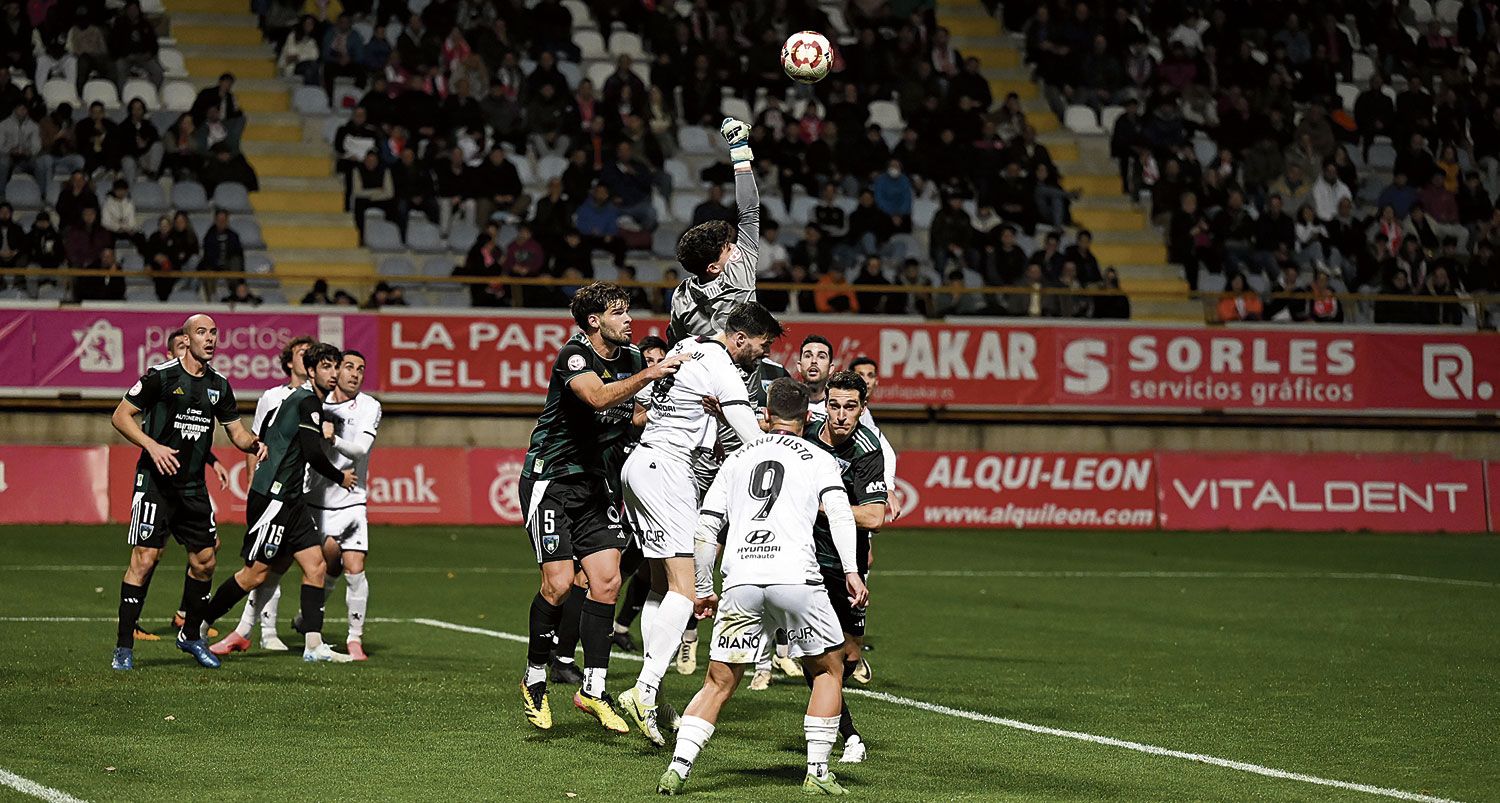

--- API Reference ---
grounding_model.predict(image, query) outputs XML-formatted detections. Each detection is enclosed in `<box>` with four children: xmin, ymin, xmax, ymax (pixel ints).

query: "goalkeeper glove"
<box><xmin>720</xmin><ymin>117</ymin><xmax>753</xmax><ymax>163</ymax></box>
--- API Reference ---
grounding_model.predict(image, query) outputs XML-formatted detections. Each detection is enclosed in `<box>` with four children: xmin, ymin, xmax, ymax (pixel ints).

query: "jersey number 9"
<box><xmin>748</xmin><ymin>461</ymin><xmax>784</xmax><ymax>521</ymax></box>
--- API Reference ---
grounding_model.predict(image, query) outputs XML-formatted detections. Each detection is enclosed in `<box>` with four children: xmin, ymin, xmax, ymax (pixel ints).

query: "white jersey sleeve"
<box><xmin>252</xmin><ymin>384</ymin><xmax>297</xmax><ymax>437</ymax></box>
<box><xmin>714</xmin><ymin>433</ymin><xmax>840</xmax><ymax>591</ymax></box>
<box><xmin>638</xmin><ymin>338</ymin><xmax>752</xmax><ymax>458</ymax></box>
<box><xmin>308</xmin><ymin>393</ymin><xmax>380</xmax><ymax>508</ymax></box>
<box><xmin>860</xmin><ymin>407</ymin><xmax>898</xmax><ymax>492</ymax></box>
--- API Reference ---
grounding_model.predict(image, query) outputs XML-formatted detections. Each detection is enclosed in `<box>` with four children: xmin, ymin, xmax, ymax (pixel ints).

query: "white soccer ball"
<box><xmin>781</xmin><ymin>31</ymin><xmax>832</xmax><ymax>84</ymax></box>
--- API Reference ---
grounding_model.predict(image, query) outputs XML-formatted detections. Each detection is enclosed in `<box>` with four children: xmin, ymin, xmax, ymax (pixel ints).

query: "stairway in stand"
<box><xmin>935</xmin><ymin>0</ymin><xmax>1199</xmax><ymax>322</ymax></box>
<box><xmin>166</xmin><ymin>0</ymin><xmax>372</xmax><ymax>300</ymax></box>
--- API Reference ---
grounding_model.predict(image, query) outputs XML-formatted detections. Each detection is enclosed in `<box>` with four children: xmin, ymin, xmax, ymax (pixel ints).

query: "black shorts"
<box><xmin>242</xmin><ymin>492</ymin><xmax>322</xmax><ymax>565</ymax></box>
<box><xmin>126</xmin><ymin>483</ymin><xmax>217</xmax><ymax>551</ymax></box>
<box><xmin>821</xmin><ymin>568</ymin><xmax>867</xmax><ymax>638</ymax></box>
<box><xmin>519</xmin><ymin>473</ymin><xmax>627</xmax><ymax>564</ymax></box>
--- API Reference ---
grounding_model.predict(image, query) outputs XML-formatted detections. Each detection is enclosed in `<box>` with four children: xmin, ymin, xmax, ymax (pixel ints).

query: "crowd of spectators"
<box><xmin>1021</xmin><ymin>0</ymin><xmax>1499</xmax><ymax>325</ymax></box>
<box><xmin>290</xmin><ymin>0</ymin><xmax>1129</xmax><ymax>318</ymax></box>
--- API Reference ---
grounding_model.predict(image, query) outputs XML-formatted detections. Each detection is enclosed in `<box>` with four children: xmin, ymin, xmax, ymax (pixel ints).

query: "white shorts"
<box><xmin>708</xmin><ymin>584</ymin><xmax>843</xmax><ymax>665</ymax></box>
<box><xmin>316</xmin><ymin>505</ymin><xmax>369</xmax><ymax>553</ymax></box>
<box><xmin>621</xmin><ymin>447</ymin><xmax>698</xmax><ymax>560</ymax></box>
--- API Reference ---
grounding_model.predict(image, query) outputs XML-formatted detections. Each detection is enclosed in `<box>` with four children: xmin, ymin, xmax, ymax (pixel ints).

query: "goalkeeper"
<box><xmin>667</xmin><ymin>117</ymin><xmax>762</xmax><ymax>345</ymax></box>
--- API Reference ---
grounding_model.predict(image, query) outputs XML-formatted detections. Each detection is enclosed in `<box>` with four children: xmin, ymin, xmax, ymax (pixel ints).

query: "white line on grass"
<box><xmin>0</xmin><ymin>768</ymin><xmax>88</xmax><ymax>803</ymax></box>
<box><xmin>3</xmin><ymin>566</ymin><xmax>1496</xmax><ymax>588</ymax></box>
<box><xmin>408</xmin><ymin>618</ymin><xmax>1462</xmax><ymax>803</ymax></box>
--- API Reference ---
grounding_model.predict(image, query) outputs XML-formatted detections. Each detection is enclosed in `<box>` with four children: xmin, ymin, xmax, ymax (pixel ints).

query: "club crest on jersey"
<box><xmin>835</xmin><ymin>456</ymin><xmax>852</xmax><ymax>472</ymax></box>
<box><xmin>207</xmin><ymin>388</ymin><xmax>220</xmax><ymax>405</ymax></box>
<box><xmin>567</xmin><ymin>354</ymin><xmax>587</xmax><ymax>371</ymax></box>
<box><xmin>542</xmin><ymin>534</ymin><xmax>560</xmax><ymax>554</ymax></box>
<box><xmin>137</xmin><ymin>523</ymin><xmax>153</xmax><ymax>540</ymax></box>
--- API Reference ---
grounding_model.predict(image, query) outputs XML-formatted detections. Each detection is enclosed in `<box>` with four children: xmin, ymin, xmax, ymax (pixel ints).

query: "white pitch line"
<box><xmin>2</xmin><ymin>566</ymin><xmax>1495</xmax><ymax>588</ymax></box>
<box><xmin>0</xmin><ymin>768</ymin><xmax>89</xmax><ymax>803</ymax></box>
<box><xmin>405</xmin><ymin>618</ymin><xmax>1461</xmax><ymax>803</ymax></box>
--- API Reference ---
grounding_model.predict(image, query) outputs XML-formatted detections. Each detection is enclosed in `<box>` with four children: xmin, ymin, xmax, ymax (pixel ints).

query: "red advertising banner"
<box><xmin>25</xmin><ymin>308</ymin><xmax>381</xmax><ymax>393</ymax></box>
<box><xmin>0</xmin><ymin>446</ymin><xmax>110</xmax><ymax>523</ymax></box>
<box><xmin>896</xmin><ymin>451</ymin><xmax>1158</xmax><ymax>529</ymax></box>
<box><xmin>0</xmin><ymin>309</ymin><xmax>30</xmax><ymax>387</ymax></box>
<box><xmin>374</xmin><ymin>314</ymin><xmax>1500</xmax><ymax>415</ymax></box>
<box><xmin>467</xmin><ymin>448</ymin><xmax>530</xmax><ymax>525</ymax></box>
<box><xmin>1156</xmin><ymin>452</ymin><xmax>1489</xmax><ymax>532</ymax></box>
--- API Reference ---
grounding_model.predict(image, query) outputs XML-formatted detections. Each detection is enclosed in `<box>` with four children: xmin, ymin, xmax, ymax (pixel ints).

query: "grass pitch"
<box><xmin>0</xmin><ymin>525</ymin><xmax>1496</xmax><ymax>802</ymax></box>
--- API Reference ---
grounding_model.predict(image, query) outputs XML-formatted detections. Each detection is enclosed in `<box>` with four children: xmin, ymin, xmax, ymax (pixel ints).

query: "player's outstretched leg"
<box><xmin>344</xmin><ymin>569</ymin><xmax>369</xmax><ymax>661</ymax></box>
<box><xmin>658</xmin><ymin>660</ymin><xmax>742</xmax><ymax>795</ymax></box>
<box><xmin>211</xmin><ymin>572</ymin><xmax>283</xmax><ymax>655</ymax></box>
<box><xmin>803</xmin><ymin>662</ymin><xmax>865</xmax><ymax>763</ymax></box>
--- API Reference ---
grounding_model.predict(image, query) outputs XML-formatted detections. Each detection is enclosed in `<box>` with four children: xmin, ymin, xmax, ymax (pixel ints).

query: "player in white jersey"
<box><xmin>667</xmin><ymin>117</ymin><xmax>761</xmax><ymax>345</ymax></box>
<box><xmin>210</xmin><ymin>335</ymin><xmax>315</xmax><ymax>656</ymax></box>
<box><xmin>617</xmin><ymin>302</ymin><xmax>784</xmax><ymax>746</ymax></box>
<box><xmin>305</xmin><ymin>350</ymin><xmax>380</xmax><ymax>661</ymax></box>
<box><xmin>656</xmin><ymin>379</ymin><xmax>868</xmax><ymax>797</ymax></box>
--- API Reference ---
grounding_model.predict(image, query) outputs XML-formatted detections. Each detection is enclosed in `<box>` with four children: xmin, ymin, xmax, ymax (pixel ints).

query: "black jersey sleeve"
<box><xmin>123</xmin><ymin>370</ymin><xmax>162</xmax><ymax>410</ymax></box>
<box><xmin>848</xmin><ymin>449</ymin><xmax>889</xmax><ymax>507</ymax></box>
<box><xmin>555</xmin><ymin>341</ymin><xmax>597</xmax><ymax>388</ymax></box>
<box><xmin>296</xmin><ymin>393</ymin><xmax>323</xmax><ymax>432</ymax></box>
<box><xmin>212</xmin><ymin>380</ymin><xmax>239</xmax><ymax>424</ymax></box>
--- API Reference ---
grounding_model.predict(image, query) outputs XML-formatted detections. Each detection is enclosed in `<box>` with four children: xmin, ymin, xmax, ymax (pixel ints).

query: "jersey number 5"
<box><xmin>747</xmin><ymin>461</ymin><xmax>784</xmax><ymax>520</ymax></box>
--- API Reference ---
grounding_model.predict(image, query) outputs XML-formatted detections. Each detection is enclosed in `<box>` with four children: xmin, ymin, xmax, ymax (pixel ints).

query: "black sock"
<box><xmin>176</xmin><ymin>567</ymin><xmax>194</xmax><ymax>615</ymax></box>
<box><xmin>579</xmin><ymin>598</ymin><xmax>614</xmax><ymax>670</ymax></box>
<box><xmin>300</xmin><ymin>583</ymin><xmax>325</xmax><ymax>635</ymax></box>
<box><xmin>839</xmin><ymin>701</ymin><xmax>859</xmax><ymax>741</ymax></box>
<box><xmin>117</xmin><ymin>582</ymin><xmax>147</xmax><ymax>649</ymax></box>
<box><xmin>177</xmin><ymin>575</ymin><xmax>212</xmax><ymax>639</ymax></box>
<box><xmin>553</xmin><ymin>584</ymin><xmax>586</xmax><ymax>662</ymax></box>
<box><xmin>138</xmin><ymin>563</ymin><xmax>157</xmax><ymax>617</ymax></box>
<box><xmin>199</xmin><ymin>576</ymin><xmax>251</xmax><ymax>630</ymax></box>
<box><xmin>616</xmin><ymin>574</ymin><xmax>650</xmax><ymax>628</ymax></box>
<box><xmin>527</xmin><ymin>593</ymin><xmax>563</xmax><ymax>666</ymax></box>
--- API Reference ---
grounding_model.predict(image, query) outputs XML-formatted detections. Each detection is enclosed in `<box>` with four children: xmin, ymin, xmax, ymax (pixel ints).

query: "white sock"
<box><xmin>682</xmin><ymin>624</ymin><xmax>698</xmax><ymax>643</ymax></box>
<box><xmin>804</xmin><ymin>715</ymin><xmax>839</xmax><ymax>779</ymax></box>
<box><xmin>260</xmin><ymin>580</ymin><xmax>282</xmax><ymax>637</ymax></box>
<box><xmin>235</xmin><ymin>572</ymin><xmax>280</xmax><ymax>638</ymax></box>
<box><xmin>583</xmin><ymin>666</ymin><xmax>607</xmax><ymax>697</ymax></box>
<box><xmin>524</xmin><ymin>663</ymin><xmax>547</xmax><ymax>686</ymax></box>
<box><xmin>641</xmin><ymin>590</ymin><xmax>663</xmax><ymax>643</ymax></box>
<box><xmin>613</xmin><ymin>621</ymin><xmax>630</xmax><ymax>635</ymax></box>
<box><xmin>304</xmin><ymin>630</ymin><xmax>323</xmax><ymax>651</ymax></box>
<box><xmin>344</xmin><ymin>571</ymin><xmax>368</xmax><ymax>641</ymax></box>
<box><xmin>669</xmin><ymin>715</ymin><xmax>715</xmax><ymax>779</ymax></box>
<box><xmin>635</xmin><ymin>591</ymin><xmax>692</xmax><ymax>707</ymax></box>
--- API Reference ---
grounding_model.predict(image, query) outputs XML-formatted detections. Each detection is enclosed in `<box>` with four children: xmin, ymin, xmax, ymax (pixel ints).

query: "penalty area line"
<box><xmin>410</xmin><ymin>618</ymin><xmax>1462</xmax><ymax>803</ymax></box>
<box><xmin>0</xmin><ymin>768</ymin><xmax>89</xmax><ymax>803</ymax></box>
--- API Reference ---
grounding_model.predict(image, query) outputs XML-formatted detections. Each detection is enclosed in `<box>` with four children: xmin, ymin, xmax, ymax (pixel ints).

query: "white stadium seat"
<box><xmin>1063</xmin><ymin>105</ymin><xmax>1103</xmax><ymax>135</ymax></box>
<box><xmin>82</xmin><ymin>79</ymin><xmax>121</xmax><ymax>110</ymax></box>
<box><xmin>121</xmin><ymin>79</ymin><xmax>160</xmax><ymax>111</ymax></box>
<box><xmin>608</xmin><ymin>31</ymin><xmax>646</xmax><ymax>59</ymax></box>
<box><xmin>161</xmin><ymin>81</ymin><xmax>195</xmax><ymax>111</ymax></box>
<box><xmin>574</xmin><ymin>31</ymin><xmax>607</xmax><ymax>61</ymax></box>
<box><xmin>40</xmin><ymin>79</ymin><xmax>81</xmax><ymax>111</ymax></box>
<box><xmin>867</xmin><ymin>100</ymin><xmax>904</xmax><ymax>130</ymax></box>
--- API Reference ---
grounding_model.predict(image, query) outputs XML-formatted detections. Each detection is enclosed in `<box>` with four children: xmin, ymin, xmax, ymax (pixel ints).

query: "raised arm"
<box><xmin>720</xmin><ymin>118</ymin><xmax>759</xmax><ymax>289</ymax></box>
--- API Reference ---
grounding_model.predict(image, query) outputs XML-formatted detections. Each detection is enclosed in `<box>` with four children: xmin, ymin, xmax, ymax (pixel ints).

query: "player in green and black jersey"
<box><xmin>803</xmin><ymin>370</ymin><xmax>888</xmax><ymax>764</ymax></box>
<box><xmin>187</xmin><ymin>342</ymin><xmax>360</xmax><ymax>664</ymax></box>
<box><xmin>109</xmin><ymin>314</ymin><xmax>265</xmax><ymax>671</ymax></box>
<box><xmin>519</xmin><ymin>282</ymin><xmax>686</xmax><ymax>734</ymax></box>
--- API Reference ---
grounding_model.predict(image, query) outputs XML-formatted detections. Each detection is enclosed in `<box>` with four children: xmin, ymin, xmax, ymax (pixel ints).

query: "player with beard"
<box><xmin>211</xmin><ymin>335</ymin><xmax>316</xmax><ymax>656</ymax></box>
<box><xmin>187</xmin><ymin>343</ymin><xmax>359</xmax><ymax>664</ymax></box>
<box><xmin>617</xmin><ymin>302</ymin><xmax>783</xmax><ymax>747</ymax></box>
<box><xmin>110</xmin><ymin>314</ymin><xmax>266</xmax><ymax>670</ymax></box>
<box><xmin>519</xmin><ymin>283</ymin><xmax>685</xmax><ymax>733</ymax></box>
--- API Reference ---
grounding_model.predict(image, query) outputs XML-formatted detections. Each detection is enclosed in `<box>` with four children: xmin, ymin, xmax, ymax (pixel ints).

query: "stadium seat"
<box><xmin>669</xmin><ymin>192</ymin><xmax>705</xmax><ymax>223</ymax></box>
<box><xmin>789</xmin><ymin>196</ymin><xmax>818</xmax><ymax>226</ymax></box>
<box><xmin>561</xmin><ymin>0</ymin><xmax>594</xmax><ymax>27</ymax></box>
<box><xmin>721</xmin><ymin>97</ymin><xmax>752</xmax><ymax>126</ymax></box>
<box><xmin>83</xmin><ymin>79</ymin><xmax>122</xmax><ymax>110</ymax></box>
<box><xmin>537</xmin><ymin>155</ymin><xmax>568</xmax><ymax>182</ymax></box>
<box><xmin>4</xmin><ymin>175</ymin><xmax>42</xmax><ymax>209</ymax></box>
<box><xmin>379</xmin><ymin>255</ymin><xmax>415</xmax><ymax>277</ymax></box>
<box><xmin>422</xmin><ymin>255</ymin><xmax>457</xmax><ymax>276</ymax></box>
<box><xmin>663</xmin><ymin>158</ymin><xmax>692</xmax><ymax>192</ymax></box>
<box><xmin>321</xmin><ymin>115</ymin><xmax>344</xmax><ymax>143</ymax></box>
<box><xmin>293</xmin><ymin>86</ymin><xmax>331</xmax><ymax>114</ymax></box>
<box><xmin>158</xmin><ymin>48</ymin><xmax>188</xmax><ymax>80</ymax></box>
<box><xmin>406</xmin><ymin>220</ymin><xmax>446</xmax><ymax>253</ymax></box>
<box><xmin>678</xmin><ymin>126</ymin><xmax>714</xmax><ymax>155</ymax></box>
<box><xmin>585</xmin><ymin>61</ymin><xmax>613</xmax><ymax>89</ymax></box>
<box><xmin>364</xmin><ymin>219</ymin><xmax>404</xmax><ymax>252</ymax></box>
<box><xmin>210</xmin><ymin>182</ymin><xmax>252</xmax><ymax>213</ymax></box>
<box><xmin>352</xmin><ymin>21</ymin><xmax>374</xmax><ymax>43</ymax></box>
<box><xmin>122</xmin><ymin>79</ymin><xmax>159</xmax><ymax>110</ymax></box>
<box><xmin>911</xmin><ymin>198</ymin><xmax>939</xmax><ymax>229</ymax></box>
<box><xmin>608</xmin><ymin>31</ymin><xmax>646</xmax><ymax>59</ymax></box>
<box><xmin>133</xmin><ymin>180</ymin><xmax>167</xmax><ymax>213</ymax></box>
<box><xmin>245</xmin><ymin>253</ymin><xmax>275</xmax><ymax>273</ymax></box>
<box><xmin>558</xmin><ymin>60</ymin><xmax>583</xmax><ymax>90</ymax></box>
<box><xmin>120</xmin><ymin>250</ymin><xmax>145</xmax><ymax>271</ymax></box>
<box><xmin>1409</xmin><ymin>0</ymin><xmax>1433</xmax><ymax>23</ymax></box>
<box><xmin>1352</xmin><ymin>53</ymin><xmax>1375</xmax><ymax>83</ymax></box>
<box><xmin>1436</xmin><ymin>0</ymin><xmax>1462</xmax><ymax>23</ymax></box>
<box><xmin>651</xmin><ymin>226</ymin><xmax>680</xmax><ymax>258</ymax></box>
<box><xmin>40</xmin><ymin>79</ymin><xmax>81</xmax><ymax>111</ymax></box>
<box><xmin>1063</xmin><ymin>105</ymin><xmax>1103</xmax><ymax>135</ymax></box>
<box><xmin>171</xmin><ymin>181</ymin><xmax>209</xmax><ymax>212</ymax></box>
<box><xmin>1192</xmin><ymin>136</ymin><xmax>1218</xmax><ymax>167</ymax></box>
<box><xmin>1368</xmin><ymin>141</ymin><xmax>1398</xmax><ymax>170</ymax></box>
<box><xmin>868</xmin><ymin>100</ymin><xmax>904</xmax><ymax>130</ymax></box>
<box><xmin>1099</xmin><ymin>104</ymin><xmax>1127</xmax><ymax>134</ymax></box>
<box><xmin>575</xmin><ymin>30</ymin><xmax>607</xmax><ymax>60</ymax></box>
<box><xmin>424</xmin><ymin>284</ymin><xmax>469</xmax><ymax>307</ymax></box>
<box><xmin>1336</xmin><ymin>82</ymin><xmax>1359</xmax><ymax>112</ymax></box>
<box><xmin>161</xmin><ymin>81</ymin><xmax>195</xmax><ymax>112</ymax></box>
<box><xmin>151</xmin><ymin>110</ymin><xmax>179</xmax><ymax>133</ymax></box>
<box><xmin>248</xmin><ymin>278</ymin><xmax>288</xmax><ymax>305</ymax></box>
<box><xmin>447</xmin><ymin>221</ymin><xmax>479</xmax><ymax>253</ymax></box>
<box><xmin>507</xmin><ymin>155</ymin><xmax>536</xmax><ymax>185</ymax></box>
<box><xmin>231</xmin><ymin>218</ymin><xmax>265</xmax><ymax>249</ymax></box>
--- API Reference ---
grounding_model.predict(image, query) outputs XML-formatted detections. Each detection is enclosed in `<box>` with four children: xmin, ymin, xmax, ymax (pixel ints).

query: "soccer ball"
<box><xmin>781</xmin><ymin>31</ymin><xmax>832</xmax><ymax>84</ymax></box>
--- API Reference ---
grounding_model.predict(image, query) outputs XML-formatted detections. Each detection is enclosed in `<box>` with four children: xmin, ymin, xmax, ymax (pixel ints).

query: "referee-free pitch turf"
<box><xmin>0</xmin><ymin>526</ymin><xmax>1497</xmax><ymax>803</ymax></box>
